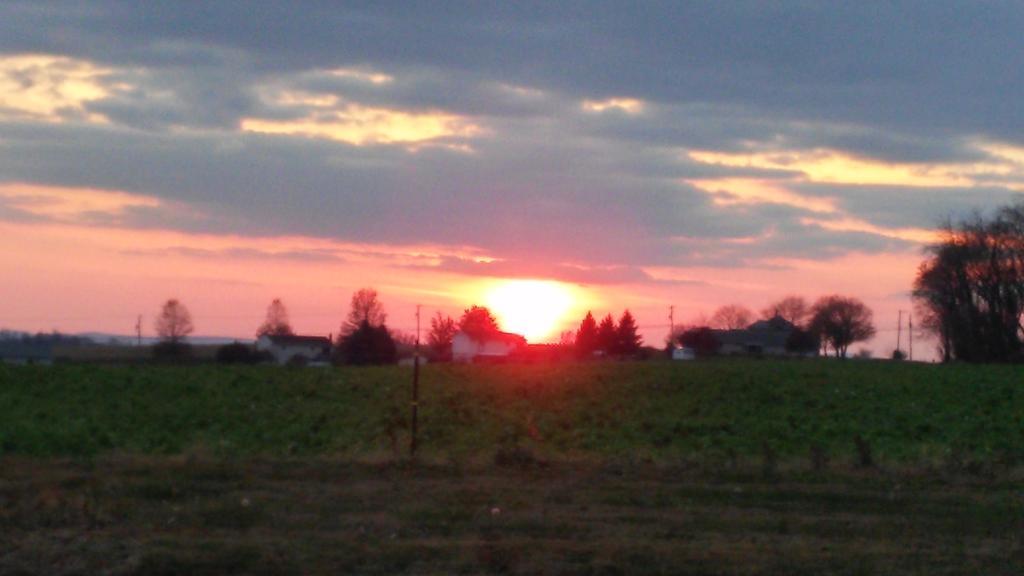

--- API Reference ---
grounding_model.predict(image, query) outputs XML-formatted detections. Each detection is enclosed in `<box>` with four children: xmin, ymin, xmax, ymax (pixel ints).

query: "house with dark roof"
<box><xmin>255</xmin><ymin>334</ymin><xmax>332</xmax><ymax>365</ymax></box>
<box><xmin>451</xmin><ymin>330</ymin><xmax>526</xmax><ymax>362</ymax></box>
<box><xmin>714</xmin><ymin>314</ymin><xmax>810</xmax><ymax>356</ymax></box>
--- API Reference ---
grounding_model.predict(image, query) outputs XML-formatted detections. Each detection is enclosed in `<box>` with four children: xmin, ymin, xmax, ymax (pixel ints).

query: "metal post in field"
<box><xmin>410</xmin><ymin>304</ymin><xmax>421</xmax><ymax>457</ymax></box>
<box><xmin>908</xmin><ymin>313</ymin><xmax>913</xmax><ymax>361</ymax></box>
<box><xmin>896</xmin><ymin>310</ymin><xmax>903</xmax><ymax>356</ymax></box>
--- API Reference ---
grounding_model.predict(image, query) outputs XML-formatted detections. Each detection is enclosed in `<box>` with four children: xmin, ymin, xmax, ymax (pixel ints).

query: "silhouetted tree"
<box><xmin>710</xmin><ymin>304</ymin><xmax>754</xmax><ymax>330</ymax></box>
<box><xmin>913</xmin><ymin>205</ymin><xmax>1024</xmax><ymax>362</ymax></box>
<box><xmin>760</xmin><ymin>296</ymin><xmax>809</xmax><ymax>327</ymax></box>
<box><xmin>342</xmin><ymin>288</ymin><xmax>387</xmax><ymax>334</ymax></box>
<box><xmin>257</xmin><ymin>298</ymin><xmax>294</xmax><ymax>337</ymax></box>
<box><xmin>155</xmin><ymin>299</ymin><xmax>193</xmax><ymax>344</ymax></box>
<box><xmin>575</xmin><ymin>311</ymin><xmax>599</xmax><ymax>358</ymax></box>
<box><xmin>335</xmin><ymin>321</ymin><xmax>397</xmax><ymax>365</ymax></box>
<box><xmin>677</xmin><ymin>327</ymin><xmax>721</xmax><ymax>357</ymax></box>
<box><xmin>459</xmin><ymin>305</ymin><xmax>500</xmax><ymax>339</ymax></box>
<box><xmin>808</xmin><ymin>295</ymin><xmax>876</xmax><ymax>358</ymax></box>
<box><xmin>427</xmin><ymin>312</ymin><xmax>457</xmax><ymax>361</ymax></box>
<box><xmin>596</xmin><ymin>314</ymin><xmax>617</xmax><ymax>354</ymax></box>
<box><xmin>616</xmin><ymin>309</ymin><xmax>643</xmax><ymax>357</ymax></box>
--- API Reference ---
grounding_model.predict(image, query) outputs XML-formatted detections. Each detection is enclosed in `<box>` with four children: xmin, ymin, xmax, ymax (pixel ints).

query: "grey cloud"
<box><xmin>794</xmin><ymin>183</ymin><xmax>1023</xmax><ymax>230</ymax></box>
<box><xmin>5</xmin><ymin>2</ymin><xmax>1024</xmax><ymax>143</ymax></box>
<box><xmin>0</xmin><ymin>106</ymin><xmax>938</xmax><ymax>271</ymax></box>
<box><xmin>122</xmin><ymin>246</ymin><xmax>346</xmax><ymax>263</ymax></box>
<box><xmin>2</xmin><ymin>1</ymin><xmax>1021</xmax><ymax>277</ymax></box>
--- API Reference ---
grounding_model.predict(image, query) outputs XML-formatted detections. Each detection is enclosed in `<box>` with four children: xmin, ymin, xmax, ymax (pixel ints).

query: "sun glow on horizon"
<box><xmin>483</xmin><ymin>279</ymin><xmax>576</xmax><ymax>343</ymax></box>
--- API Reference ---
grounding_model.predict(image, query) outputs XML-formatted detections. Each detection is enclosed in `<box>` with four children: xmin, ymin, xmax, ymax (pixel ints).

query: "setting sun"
<box><xmin>483</xmin><ymin>280</ymin><xmax>576</xmax><ymax>343</ymax></box>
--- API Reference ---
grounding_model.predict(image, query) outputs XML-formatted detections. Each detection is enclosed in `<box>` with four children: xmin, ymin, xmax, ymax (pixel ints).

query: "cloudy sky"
<box><xmin>2</xmin><ymin>2</ymin><xmax>1023</xmax><ymax>352</ymax></box>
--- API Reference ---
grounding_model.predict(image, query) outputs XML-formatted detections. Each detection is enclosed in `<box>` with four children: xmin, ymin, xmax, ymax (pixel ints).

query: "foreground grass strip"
<box><xmin>1</xmin><ymin>458</ymin><xmax>1022</xmax><ymax>575</ymax></box>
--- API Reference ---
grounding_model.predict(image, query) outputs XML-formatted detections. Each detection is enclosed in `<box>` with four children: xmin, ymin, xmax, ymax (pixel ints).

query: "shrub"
<box><xmin>152</xmin><ymin>341</ymin><xmax>192</xmax><ymax>361</ymax></box>
<box><xmin>216</xmin><ymin>342</ymin><xmax>263</xmax><ymax>364</ymax></box>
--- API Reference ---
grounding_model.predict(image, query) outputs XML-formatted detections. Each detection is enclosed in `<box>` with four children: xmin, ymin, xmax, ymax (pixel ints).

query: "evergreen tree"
<box><xmin>335</xmin><ymin>321</ymin><xmax>397</xmax><ymax>365</ymax></box>
<box><xmin>596</xmin><ymin>313</ymin><xmax>617</xmax><ymax>355</ymax></box>
<box><xmin>575</xmin><ymin>311</ymin><xmax>599</xmax><ymax>358</ymax></box>
<box><xmin>616</xmin><ymin>309</ymin><xmax>642</xmax><ymax>357</ymax></box>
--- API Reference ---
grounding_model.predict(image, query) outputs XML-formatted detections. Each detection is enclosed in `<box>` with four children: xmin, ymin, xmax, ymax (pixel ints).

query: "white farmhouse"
<box><xmin>451</xmin><ymin>330</ymin><xmax>526</xmax><ymax>362</ymax></box>
<box><xmin>255</xmin><ymin>334</ymin><xmax>332</xmax><ymax>365</ymax></box>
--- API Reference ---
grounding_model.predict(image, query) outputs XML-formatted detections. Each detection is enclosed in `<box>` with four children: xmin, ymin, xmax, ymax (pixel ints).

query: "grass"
<box><xmin>1</xmin><ymin>359</ymin><xmax>1022</xmax><ymax>466</ymax></box>
<box><xmin>2</xmin><ymin>457</ymin><xmax>1022</xmax><ymax>575</ymax></box>
<box><xmin>2</xmin><ymin>359</ymin><xmax>1023</xmax><ymax>573</ymax></box>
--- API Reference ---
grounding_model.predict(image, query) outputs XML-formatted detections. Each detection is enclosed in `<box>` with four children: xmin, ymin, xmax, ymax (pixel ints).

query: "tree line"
<box><xmin>670</xmin><ymin>295</ymin><xmax>876</xmax><ymax>359</ymax></box>
<box><xmin>151</xmin><ymin>290</ymin><xmax>518</xmax><ymax>365</ymax></box>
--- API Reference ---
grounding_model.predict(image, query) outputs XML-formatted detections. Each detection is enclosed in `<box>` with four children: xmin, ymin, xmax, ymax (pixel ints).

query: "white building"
<box><xmin>451</xmin><ymin>330</ymin><xmax>526</xmax><ymax>362</ymax></box>
<box><xmin>255</xmin><ymin>334</ymin><xmax>332</xmax><ymax>365</ymax></box>
<box><xmin>671</xmin><ymin>346</ymin><xmax>696</xmax><ymax>360</ymax></box>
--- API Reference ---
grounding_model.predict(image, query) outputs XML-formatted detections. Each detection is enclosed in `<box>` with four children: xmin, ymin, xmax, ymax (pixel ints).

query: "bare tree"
<box><xmin>809</xmin><ymin>295</ymin><xmax>876</xmax><ymax>358</ymax></box>
<box><xmin>914</xmin><ymin>205</ymin><xmax>1024</xmax><ymax>362</ymax></box>
<box><xmin>710</xmin><ymin>304</ymin><xmax>754</xmax><ymax>330</ymax></box>
<box><xmin>760</xmin><ymin>296</ymin><xmax>809</xmax><ymax>327</ymax></box>
<box><xmin>257</xmin><ymin>298</ymin><xmax>294</xmax><ymax>337</ymax></box>
<box><xmin>427</xmin><ymin>312</ymin><xmax>457</xmax><ymax>361</ymax></box>
<box><xmin>343</xmin><ymin>288</ymin><xmax>387</xmax><ymax>334</ymax></box>
<box><xmin>155</xmin><ymin>299</ymin><xmax>194</xmax><ymax>344</ymax></box>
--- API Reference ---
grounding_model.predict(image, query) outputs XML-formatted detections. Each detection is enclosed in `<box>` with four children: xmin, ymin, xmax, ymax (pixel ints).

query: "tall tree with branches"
<box><xmin>808</xmin><ymin>295</ymin><xmax>876</xmax><ymax>358</ymax></box>
<box><xmin>913</xmin><ymin>205</ymin><xmax>1024</xmax><ymax>362</ymax></box>
<box><xmin>155</xmin><ymin>298</ymin><xmax>194</xmax><ymax>344</ymax></box>
<box><xmin>427</xmin><ymin>311</ymin><xmax>457</xmax><ymax>361</ymax></box>
<box><xmin>257</xmin><ymin>298</ymin><xmax>294</xmax><ymax>337</ymax></box>
<box><xmin>342</xmin><ymin>288</ymin><xmax>387</xmax><ymax>335</ymax></box>
<box><xmin>710</xmin><ymin>304</ymin><xmax>754</xmax><ymax>330</ymax></box>
<box><xmin>760</xmin><ymin>296</ymin><xmax>809</xmax><ymax>327</ymax></box>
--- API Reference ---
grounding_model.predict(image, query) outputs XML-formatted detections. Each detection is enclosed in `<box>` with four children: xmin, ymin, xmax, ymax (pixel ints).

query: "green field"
<box><xmin>3</xmin><ymin>359</ymin><xmax>1024</xmax><ymax>574</ymax></box>
<box><xmin>1</xmin><ymin>359</ymin><xmax>1022</xmax><ymax>465</ymax></box>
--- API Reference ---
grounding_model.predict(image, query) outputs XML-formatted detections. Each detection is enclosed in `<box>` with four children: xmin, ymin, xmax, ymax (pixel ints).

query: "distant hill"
<box><xmin>0</xmin><ymin>329</ymin><xmax>252</xmax><ymax>361</ymax></box>
<box><xmin>75</xmin><ymin>332</ymin><xmax>252</xmax><ymax>346</ymax></box>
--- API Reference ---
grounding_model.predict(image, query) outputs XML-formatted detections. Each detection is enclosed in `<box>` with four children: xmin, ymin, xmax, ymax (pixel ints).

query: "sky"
<box><xmin>2</xmin><ymin>2</ymin><xmax>1023</xmax><ymax>356</ymax></box>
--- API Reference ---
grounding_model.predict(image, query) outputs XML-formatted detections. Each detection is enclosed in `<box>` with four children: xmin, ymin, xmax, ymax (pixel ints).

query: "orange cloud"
<box><xmin>689</xmin><ymin>148</ymin><xmax>974</xmax><ymax>187</ymax></box>
<box><xmin>800</xmin><ymin>216</ymin><xmax>938</xmax><ymax>244</ymax></box>
<box><xmin>244</xmin><ymin>82</ymin><xmax>483</xmax><ymax>146</ymax></box>
<box><xmin>688</xmin><ymin>178</ymin><xmax>837</xmax><ymax>213</ymax></box>
<box><xmin>0</xmin><ymin>54</ymin><xmax>111</xmax><ymax>123</ymax></box>
<box><xmin>0</xmin><ymin>183</ymin><xmax>164</xmax><ymax>222</ymax></box>
<box><xmin>582</xmin><ymin>97</ymin><xmax>645</xmax><ymax>114</ymax></box>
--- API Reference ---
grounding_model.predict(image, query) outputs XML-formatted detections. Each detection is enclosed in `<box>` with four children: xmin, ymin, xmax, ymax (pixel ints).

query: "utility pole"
<box><xmin>410</xmin><ymin>304</ymin><xmax>421</xmax><ymax>457</ymax></box>
<box><xmin>136</xmin><ymin>315</ymin><xmax>142</xmax><ymax>346</ymax></box>
<box><xmin>908</xmin><ymin>313</ymin><xmax>913</xmax><ymax>361</ymax></box>
<box><xmin>896</xmin><ymin>310</ymin><xmax>904</xmax><ymax>356</ymax></box>
<box><xmin>669</xmin><ymin>305</ymin><xmax>675</xmax><ymax>342</ymax></box>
